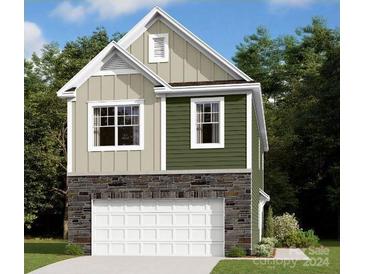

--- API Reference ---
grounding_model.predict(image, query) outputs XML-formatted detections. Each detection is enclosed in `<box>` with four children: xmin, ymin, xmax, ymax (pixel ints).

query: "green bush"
<box><xmin>264</xmin><ymin>206</ymin><xmax>274</xmax><ymax>238</ymax></box>
<box><xmin>65</xmin><ymin>243</ymin><xmax>84</xmax><ymax>255</ymax></box>
<box><xmin>227</xmin><ymin>246</ymin><xmax>246</xmax><ymax>257</ymax></box>
<box><xmin>272</xmin><ymin>213</ymin><xmax>320</xmax><ymax>248</ymax></box>
<box><xmin>278</xmin><ymin>229</ymin><xmax>320</xmax><ymax>248</ymax></box>
<box><xmin>259</xmin><ymin>237</ymin><xmax>278</xmax><ymax>248</ymax></box>
<box><xmin>254</xmin><ymin>243</ymin><xmax>273</xmax><ymax>257</ymax></box>
<box><xmin>272</xmin><ymin>213</ymin><xmax>299</xmax><ymax>244</ymax></box>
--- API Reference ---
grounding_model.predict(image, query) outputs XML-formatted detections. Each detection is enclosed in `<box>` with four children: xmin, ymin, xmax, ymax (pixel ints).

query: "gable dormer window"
<box><xmin>149</xmin><ymin>33</ymin><xmax>169</xmax><ymax>63</ymax></box>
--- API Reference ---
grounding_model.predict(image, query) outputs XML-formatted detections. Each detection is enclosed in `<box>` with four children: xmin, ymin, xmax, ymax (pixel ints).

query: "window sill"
<box><xmin>88</xmin><ymin>145</ymin><xmax>144</xmax><ymax>152</ymax></box>
<box><xmin>190</xmin><ymin>143</ymin><xmax>225</xmax><ymax>149</ymax></box>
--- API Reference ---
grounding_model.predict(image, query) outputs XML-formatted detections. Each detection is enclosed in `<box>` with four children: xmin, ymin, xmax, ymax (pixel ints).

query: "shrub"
<box><xmin>277</xmin><ymin>229</ymin><xmax>320</xmax><ymax>248</ymax></box>
<box><xmin>65</xmin><ymin>243</ymin><xmax>84</xmax><ymax>255</ymax></box>
<box><xmin>227</xmin><ymin>246</ymin><xmax>246</xmax><ymax>257</ymax></box>
<box><xmin>260</xmin><ymin>237</ymin><xmax>278</xmax><ymax>248</ymax></box>
<box><xmin>299</xmin><ymin>229</ymin><xmax>320</xmax><ymax>247</ymax></box>
<box><xmin>254</xmin><ymin>243</ymin><xmax>273</xmax><ymax>257</ymax></box>
<box><xmin>272</xmin><ymin>213</ymin><xmax>300</xmax><ymax>245</ymax></box>
<box><xmin>264</xmin><ymin>206</ymin><xmax>274</xmax><ymax>238</ymax></box>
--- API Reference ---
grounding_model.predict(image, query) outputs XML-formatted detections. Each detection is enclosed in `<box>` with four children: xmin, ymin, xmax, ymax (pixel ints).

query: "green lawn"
<box><xmin>211</xmin><ymin>240</ymin><xmax>339</xmax><ymax>274</ymax></box>
<box><xmin>24</xmin><ymin>239</ymin><xmax>77</xmax><ymax>273</ymax></box>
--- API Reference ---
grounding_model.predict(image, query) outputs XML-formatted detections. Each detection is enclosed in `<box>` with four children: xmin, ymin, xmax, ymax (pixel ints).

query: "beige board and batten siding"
<box><xmin>128</xmin><ymin>19</ymin><xmax>234</xmax><ymax>82</ymax></box>
<box><xmin>70</xmin><ymin>74</ymin><xmax>161</xmax><ymax>174</ymax></box>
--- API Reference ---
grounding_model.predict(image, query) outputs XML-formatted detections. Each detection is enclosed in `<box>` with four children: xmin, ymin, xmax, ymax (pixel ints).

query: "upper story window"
<box><xmin>190</xmin><ymin>97</ymin><xmax>225</xmax><ymax>149</ymax></box>
<box><xmin>88</xmin><ymin>100</ymin><xmax>144</xmax><ymax>151</ymax></box>
<box><xmin>149</xmin><ymin>33</ymin><xmax>169</xmax><ymax>63</ymax></box>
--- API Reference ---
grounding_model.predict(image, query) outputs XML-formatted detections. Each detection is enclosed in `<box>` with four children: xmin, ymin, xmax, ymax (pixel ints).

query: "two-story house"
<box><xmin>57</xmin><ymin>7</ymin><xmax>270</xmax><ymax>257</ymax></box>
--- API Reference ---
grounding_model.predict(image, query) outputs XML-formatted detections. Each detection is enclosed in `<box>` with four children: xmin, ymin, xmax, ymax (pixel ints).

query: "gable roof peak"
<box><xmin>118</xmin><ymin>6</ymin><xmax>253</xmax><ymax>82</ymax></box>
<box><xmin>57</xmin><ymin>41</ymin><xmax>170</xmax><ymax>98</ymax></box>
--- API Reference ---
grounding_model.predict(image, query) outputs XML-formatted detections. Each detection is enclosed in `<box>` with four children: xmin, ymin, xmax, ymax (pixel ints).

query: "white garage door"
<box><xmin>92</xmin><ymin>198</ymin><xmax>224</xmax><ymax>256</ymax></box>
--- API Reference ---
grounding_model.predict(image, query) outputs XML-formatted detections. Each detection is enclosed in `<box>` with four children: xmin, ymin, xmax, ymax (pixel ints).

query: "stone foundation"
<box><xmin>68</xmin><ymin>172</ymin><xmax>252</xmax><ymax>255</ymax></box>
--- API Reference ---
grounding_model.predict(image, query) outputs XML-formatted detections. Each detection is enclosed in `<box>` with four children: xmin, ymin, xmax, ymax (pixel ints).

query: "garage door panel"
<box><xmin>110</xmin><ymin>243</ymin><xmax>124</xmax><ymax>255</ymax></box>
<box><xmin>142</xmin><ymin>214</ymin><xmax>157</xmax><ymax>226</ymax></box>
<box><xmin>126</xmin><ymin>215</ymin><xmax>141</xmax><ymax>226</ymax></box>
<box><xmin>158</xmin><ymin>214</ymin><xmax>173</xmax><ymax>226</ymax></box>
<box><xmin>110</xmin><ymin>229</ymin><xmax>124</xmax><ymax>241</ymax></box>
<box><xmin>94</xmin><ymin>215</ymin><xmax>108</xmax><ymax>226</ymax></box>
<box><xmin>142</xmin><ymin>229</ymin><xmax>157</xmax><ymax>240</ymax></box>
<box><xmin>159</xmin><ymin>229</ymin><xmax>173</xmax><ymax>241</ymax></box>
<box><xmin>95</xmin><ymin>229</ymin><xmax>109</xmax><ymax>241</ymax></box>
<box><xmin>110</xmin><ymin>215</ymin><xmax>124</xmax><ymax>226</ymax></box>
<box><xmin>92</xmin><ymin>199</ymin><xmax>224</xmax><ymax>256</ymax></box>
<box><xmin>175</xmin><ymin>214</ymin><xmax>189</xmax><ymax>225</ymax></box>
<box><xmin>191</xmin><ymin>214</ymin><xmax>206</xmax><ymax>226</ymax></box>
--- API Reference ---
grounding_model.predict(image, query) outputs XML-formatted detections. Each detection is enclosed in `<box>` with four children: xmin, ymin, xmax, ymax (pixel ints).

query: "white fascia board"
<box><xmin>57</xmin><ymin>41</ymin><xmax>171</xmax><ymax>99</ymax></box>
<box><xmin>57</xmin><ymin>42</ymin><xmax>115</xmax><ymax>98</ymax></box>
<box><xmin>252</xmin><ymin>86</ymin><xmax>269</xmax><ymax>152</ymax></box>
<box><xmin>117</xmin><ymin>6</ymin><xmax>252</xmax><ymax>81</ymax></box>
<box><xmin>118</xmin><ymin>7</ymin><xmax>160</xmax><ymax>49</ymax></box>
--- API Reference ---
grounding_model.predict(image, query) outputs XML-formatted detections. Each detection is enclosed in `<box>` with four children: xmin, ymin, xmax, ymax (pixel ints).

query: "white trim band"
<box><xmin>246</xmin><ymin>93</ymin><xmax>252</xmax><ymax>169</ymax></box>
<box><xmin>160</xmin><ymin>96</ymin><xmax>166</xmax><ymax>170</ymax></box>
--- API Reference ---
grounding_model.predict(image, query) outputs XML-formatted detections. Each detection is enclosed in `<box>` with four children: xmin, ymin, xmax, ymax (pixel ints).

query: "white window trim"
<box><xmin>88</xmin><ymin>100</ymin><xmax>144</xmax><ymax>152</ymax></box>
<box><xmin>149</xmin><ymin>33</ymin><xmax>169</xmax><ymax>63</ymax></box>
<box><xmin>190</xmin><ymin>97</ymin><xmax>224</xmax><ymax>149</ymax></box>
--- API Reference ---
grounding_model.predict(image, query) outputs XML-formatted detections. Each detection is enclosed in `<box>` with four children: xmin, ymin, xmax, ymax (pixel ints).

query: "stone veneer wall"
<box><xmin>68</xmin><ymin>173</ymin><xmax>252</xmax><ymax>255</ymax></box>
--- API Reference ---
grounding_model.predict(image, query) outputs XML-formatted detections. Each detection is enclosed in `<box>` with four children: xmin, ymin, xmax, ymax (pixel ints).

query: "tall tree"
<box><xmin>233</xmin><ymin>18</ymin><xmax>340</xmax><ymax>238</ymax></box>
<box><xmin>24</xmin><ymin>28</ymin><xmax>124</xmax><ymax>237</ymax></box>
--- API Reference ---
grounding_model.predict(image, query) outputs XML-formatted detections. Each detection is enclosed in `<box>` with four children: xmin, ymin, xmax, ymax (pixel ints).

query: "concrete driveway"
<box><xmin>29</xmin><ymin>256</ymin><xmax>223</xmax><ymax>274</ymax></box>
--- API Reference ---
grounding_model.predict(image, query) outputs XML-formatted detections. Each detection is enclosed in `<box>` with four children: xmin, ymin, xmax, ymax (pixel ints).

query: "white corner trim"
<box><xmin>190</xmin><ymin>97</ymin><xmax>224</xmax><ymax>149</ymax></box>
<box><xmin>246</xmin><ymin>93</ymin><xmax>252</xmax><ymax>169</ymax></box>
<box><xmin>149</xmin><ymin>33</ymin><xmax>169</xmax><ymax>63</ymax></box>
<box><xmin>67</xmin><ymin>100</ymin><xmax>73</xmax><ymax>173</ymax></box>
<box><xmin>117</xmin><ymin>6</ymin><xmax>252</xmax><ymax>81</ymax></box>
<box><xmin>258</xmin><ymin>137</ymin><xmax>261</xmax><ymax>170</ymax></box>
<box><xmin>160</xmin><ymin>96</ymin><xmax>166</xmax><ymax>170</ymax></box>
<box><xmin>87</xmin><ymin>99</ymin><xmax>145</xmax><ymax>152</ymax></box>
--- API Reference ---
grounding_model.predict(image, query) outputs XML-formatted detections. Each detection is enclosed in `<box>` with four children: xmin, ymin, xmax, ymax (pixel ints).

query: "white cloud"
<box><xmin>269</xmin><ymin>0</ymin><xmax>315</xmax><ymax>7</ymax></box>
<box><xmin>86</xmin><ymin>0</ymin><xmax>182</xmax><ymax>19</ymax></box>
<box><xmin>24</xmin><ymin>21</ymin><xmax>46</xmax><ymax>58</ymax></box>
<box><xmin>50</xmin><ymin>1</ymin><xmax>87</xmax><ymax>23</ymax></box>
<box><xmin>51</xmin><ymin>0</ymin><xmax>183</xmax><ymax>22</ymax></box>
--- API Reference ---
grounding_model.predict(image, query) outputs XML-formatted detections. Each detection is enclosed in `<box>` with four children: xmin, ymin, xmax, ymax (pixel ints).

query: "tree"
<box><xmin>264</xmin><ymin>206</ymin><xmax>274</xmax><ymax>238</ymax></box>
<box><xmin>233</xmin><ymin>18</ymin><xmax>339</xmax><ymax>238</ymax></box>
<box><xmin>24</xmin><ymin>28</ymin><xmax>124</xmax><ymax>237</ymax></box>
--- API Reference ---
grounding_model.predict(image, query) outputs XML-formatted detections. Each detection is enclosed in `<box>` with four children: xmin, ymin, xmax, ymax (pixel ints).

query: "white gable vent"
<box><xmin>149</xmin><ymin>33</ymin><xmax>169</xmax><ymax>63</ymax></box>
<box><xmin>98</xmin><ymin>52</ymin><xmax>137</xmax><ymax>75</ymax></box>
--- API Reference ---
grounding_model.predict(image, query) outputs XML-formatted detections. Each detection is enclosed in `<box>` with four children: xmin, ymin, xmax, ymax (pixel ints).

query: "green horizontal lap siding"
<box><xmin>166</xmin><ymin>95</ymin><xmax>246</xmax><ymax>169</ymax></box>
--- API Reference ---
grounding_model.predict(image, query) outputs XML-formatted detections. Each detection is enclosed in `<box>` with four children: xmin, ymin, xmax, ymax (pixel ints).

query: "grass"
<box><xmin>24</xmin><ymin>238</ymin><xmax>77</xmax><ymax>273</ymax></box>
<box><xmin>211</xmin><ymin>240</ymin><xmax>340</xmax><ymax>274</ymax></box>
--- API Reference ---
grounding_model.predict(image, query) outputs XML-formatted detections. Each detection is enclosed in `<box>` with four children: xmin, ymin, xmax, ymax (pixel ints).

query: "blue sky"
<box><xmin>25</xmin><ymin>0</ymin><xmax>339</xmax><ymax>59</ymax></box>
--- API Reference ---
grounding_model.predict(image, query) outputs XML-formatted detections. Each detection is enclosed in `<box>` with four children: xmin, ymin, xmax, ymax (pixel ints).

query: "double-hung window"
<box><xmin>190</xmin><ymin>97</ymin><xmax>224</xmax><ymax>149</ymax></box>
<box><xmin>88</xmin><ymin>100</ymin><xmax>144</xmax><ymax>151</ymax></box>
